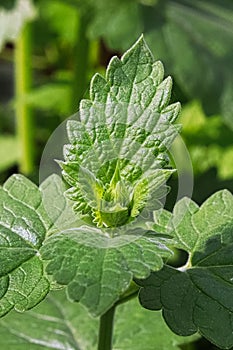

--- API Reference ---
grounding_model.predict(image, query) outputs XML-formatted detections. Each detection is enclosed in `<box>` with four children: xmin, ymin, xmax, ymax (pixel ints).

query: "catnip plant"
<box><xmin>0</xmin><ymin>36</ymin><xmax>233</xmax><ymax>350</ymax></box>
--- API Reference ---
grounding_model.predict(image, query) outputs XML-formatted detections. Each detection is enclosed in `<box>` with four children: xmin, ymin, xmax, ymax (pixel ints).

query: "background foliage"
<box><xmin>0</xmin><ymin>0</ymin><xmax>232</xmax><ymax>349</ymax></box>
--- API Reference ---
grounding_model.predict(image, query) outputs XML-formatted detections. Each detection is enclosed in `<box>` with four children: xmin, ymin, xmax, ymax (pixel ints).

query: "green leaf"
<box><xmin>0</xmin><ymin>292</ymin><xmax>82</xmax><ymax>350</ymax></box>
<box><xmin>0</xmin><ymin>290</ymin><xmax>198</xmax><ymax>350</ymax></box>
<box><xmin>0</xmin><ymin>175</ymin><xmax>50</xmax><ymax>317</ymax></box>
<box><xmin>61</xmin><ymin>35</ymin><xmax>180</xmax><ymax>226</ymax></box>
<box><xmin>0</xmin><ymin>136</ymin><xmax>20</xmax><ymax>171</ymax></box>
<box><xmin>39</xmin><ymin>36</ymin><xmax>179</xmax><ymax>317</ymax></box>
<box><xmin>138</xmin><ymin>189</ymin><xmax>233</xmax><ymax>349</ymax></box>
<box><xmin>159</xmin><ymin>0</ymin><xmax>233</xmax><ymax>117</ymax></box>
<box><xmin>114</xmin><ymin>297</ymin><xmax>199</xmax><ymax>350</ymax></box>
<box><xmin>85</xmin><ymin>0</ymin><xmax>233</xmax><ymax>122</ymax></box>
<box><xmin>39</xmin><ymin>174</ymin><xmax>83</xmax><ymax>234</ymax></box>
<box><xmin>39</xmin><ymin>0</ymin><xmax>78</xmax><ymax>45</ymax></box>
<box><xmin>41</xmin><ymin>225</ymin><xmax>172</xmax><ymax>317</ymax></box>
<box><xmin>87</xmin><ymin>0</ymin><xmax>142</xmax><ymax>51</ymax></box>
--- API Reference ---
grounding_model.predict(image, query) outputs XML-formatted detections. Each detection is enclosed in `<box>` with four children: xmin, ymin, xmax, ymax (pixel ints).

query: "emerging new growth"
<box><xmin>0</xmin><ymin>36</ymin><xmax>233</xmax><ymax>350</ymax></box>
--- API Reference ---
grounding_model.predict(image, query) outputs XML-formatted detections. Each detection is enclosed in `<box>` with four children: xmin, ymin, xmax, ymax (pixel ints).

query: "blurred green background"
<box><xmin>0</xmin><ymin>0</ymin><xmax>233</xmax><ymax>349</ymax></box>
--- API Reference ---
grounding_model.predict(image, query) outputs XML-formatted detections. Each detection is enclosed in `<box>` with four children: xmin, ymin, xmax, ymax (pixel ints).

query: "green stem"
<box><xmin>15</xmin><ymin>23</ymin><xmax>34</xmax><ymax>175</ymax></box>
<box><xmin>182</xmin><ymin>343</ymin><xmax>196</xmax><ymax>350</ymax></box>
<box><xmin>71</xmin><ymin>10</ymin><xmax>90</xmax><ymax>113</ymax></box>
<box><xmin>98</xmin><ymin>305</ymin><xmax>116</xmax><ymax>350</ymax></box>
<box><xmin>97</xmin><ymin>282</ymin><xmax>139</xmax><ymax>350</ymax></box>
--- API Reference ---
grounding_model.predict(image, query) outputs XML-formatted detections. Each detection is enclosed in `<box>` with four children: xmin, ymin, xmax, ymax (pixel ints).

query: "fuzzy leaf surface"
<box><xmin>41</xmin><ymin>225</ymin><xmax>172</xmax><ymax>317</ymax></box>
<box><xmin>138</xmin><ymin>190</ymin><xmax>233</xmax><ymax>349</ymax></box>
<box><xmin>61</xmin><ymin>35</ymin><xmax>180</xmax><ymax>226</ymax></box>
<box><xmin>0</xmin><ymin>290</ymin><xmax>198</xmax><ymax>350</ymax></box>
<box><xmin>0</xmin><ymin>175</ymin><xmax>51</xmax><ymax>317</ymax></box>
<box><xmin>42</xmin><ymin>37</ymin><xmax>179</xmax><ymax>316</ymax></box>
<box><xmin>39</xmin><ymin>174</ymin><xmax>83</xmax><ymax>234</ymax></box>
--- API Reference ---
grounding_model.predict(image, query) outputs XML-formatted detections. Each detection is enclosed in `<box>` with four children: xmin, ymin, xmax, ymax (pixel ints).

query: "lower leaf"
<box><xmin>0</xmin><ymin>290</ymin><xmax>199</xmax><ymax>350</ymax></box>
<box><xmin>41</xmin><ymin>226</ymin><xmax>171</xmax><ymax>316</ymax></box>
<box><xmin>138</xmin><ymin>190</ymin><xmax>233</xmax><ymax>349</ymax></box>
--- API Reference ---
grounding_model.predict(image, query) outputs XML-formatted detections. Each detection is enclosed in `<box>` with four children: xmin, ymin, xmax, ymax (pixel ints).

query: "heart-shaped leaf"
<box><xmin>138</xmin><ymin>190</ymin><xmax>233</xmax><ymax>349</ymax></box>
<box><xmin>41</xmin><ymin>225</ymin><xmax>171</xmax><ymax>317</ymax></box>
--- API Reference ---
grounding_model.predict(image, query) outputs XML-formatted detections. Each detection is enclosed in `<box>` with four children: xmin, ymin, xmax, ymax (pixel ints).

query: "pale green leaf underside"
<box><xmin>0</xmin><ymin>290</ymin><xmax>198</xmax><ymax>350</ymax></box>
<box><xmin>61</xmin><ymin>36</ymin><xmax>180</xmax><ymax>225</ymax></box>
<box><xmin>138</xmin><ymin>189</ymin><xmax>233</xmax><ymax>349</ymax></box>
<box><xmin>0</xmin><ymin>175</ymin><xmax>51</xmax><ymax>317</ymax></box>
<box><xmin>0</xmin><ymin>292</ymin><xmax>80</xmax><ymax>350</ymax></box>
<box><xmin>41</xmin><ymin>226</ymin><xmax>171</xmax><ymax>317</ymax></box>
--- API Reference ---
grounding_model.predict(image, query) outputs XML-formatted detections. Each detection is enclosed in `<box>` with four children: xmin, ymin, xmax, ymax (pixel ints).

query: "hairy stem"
<box><xmin>98</xmin><ymin>305</ymin><xmax>116</xmax><ymax>350</ymax></box>
<box><xmin>15</xmin><ymin>23</ymin><xmax>34</xmax><ymax>175</ymax></box>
